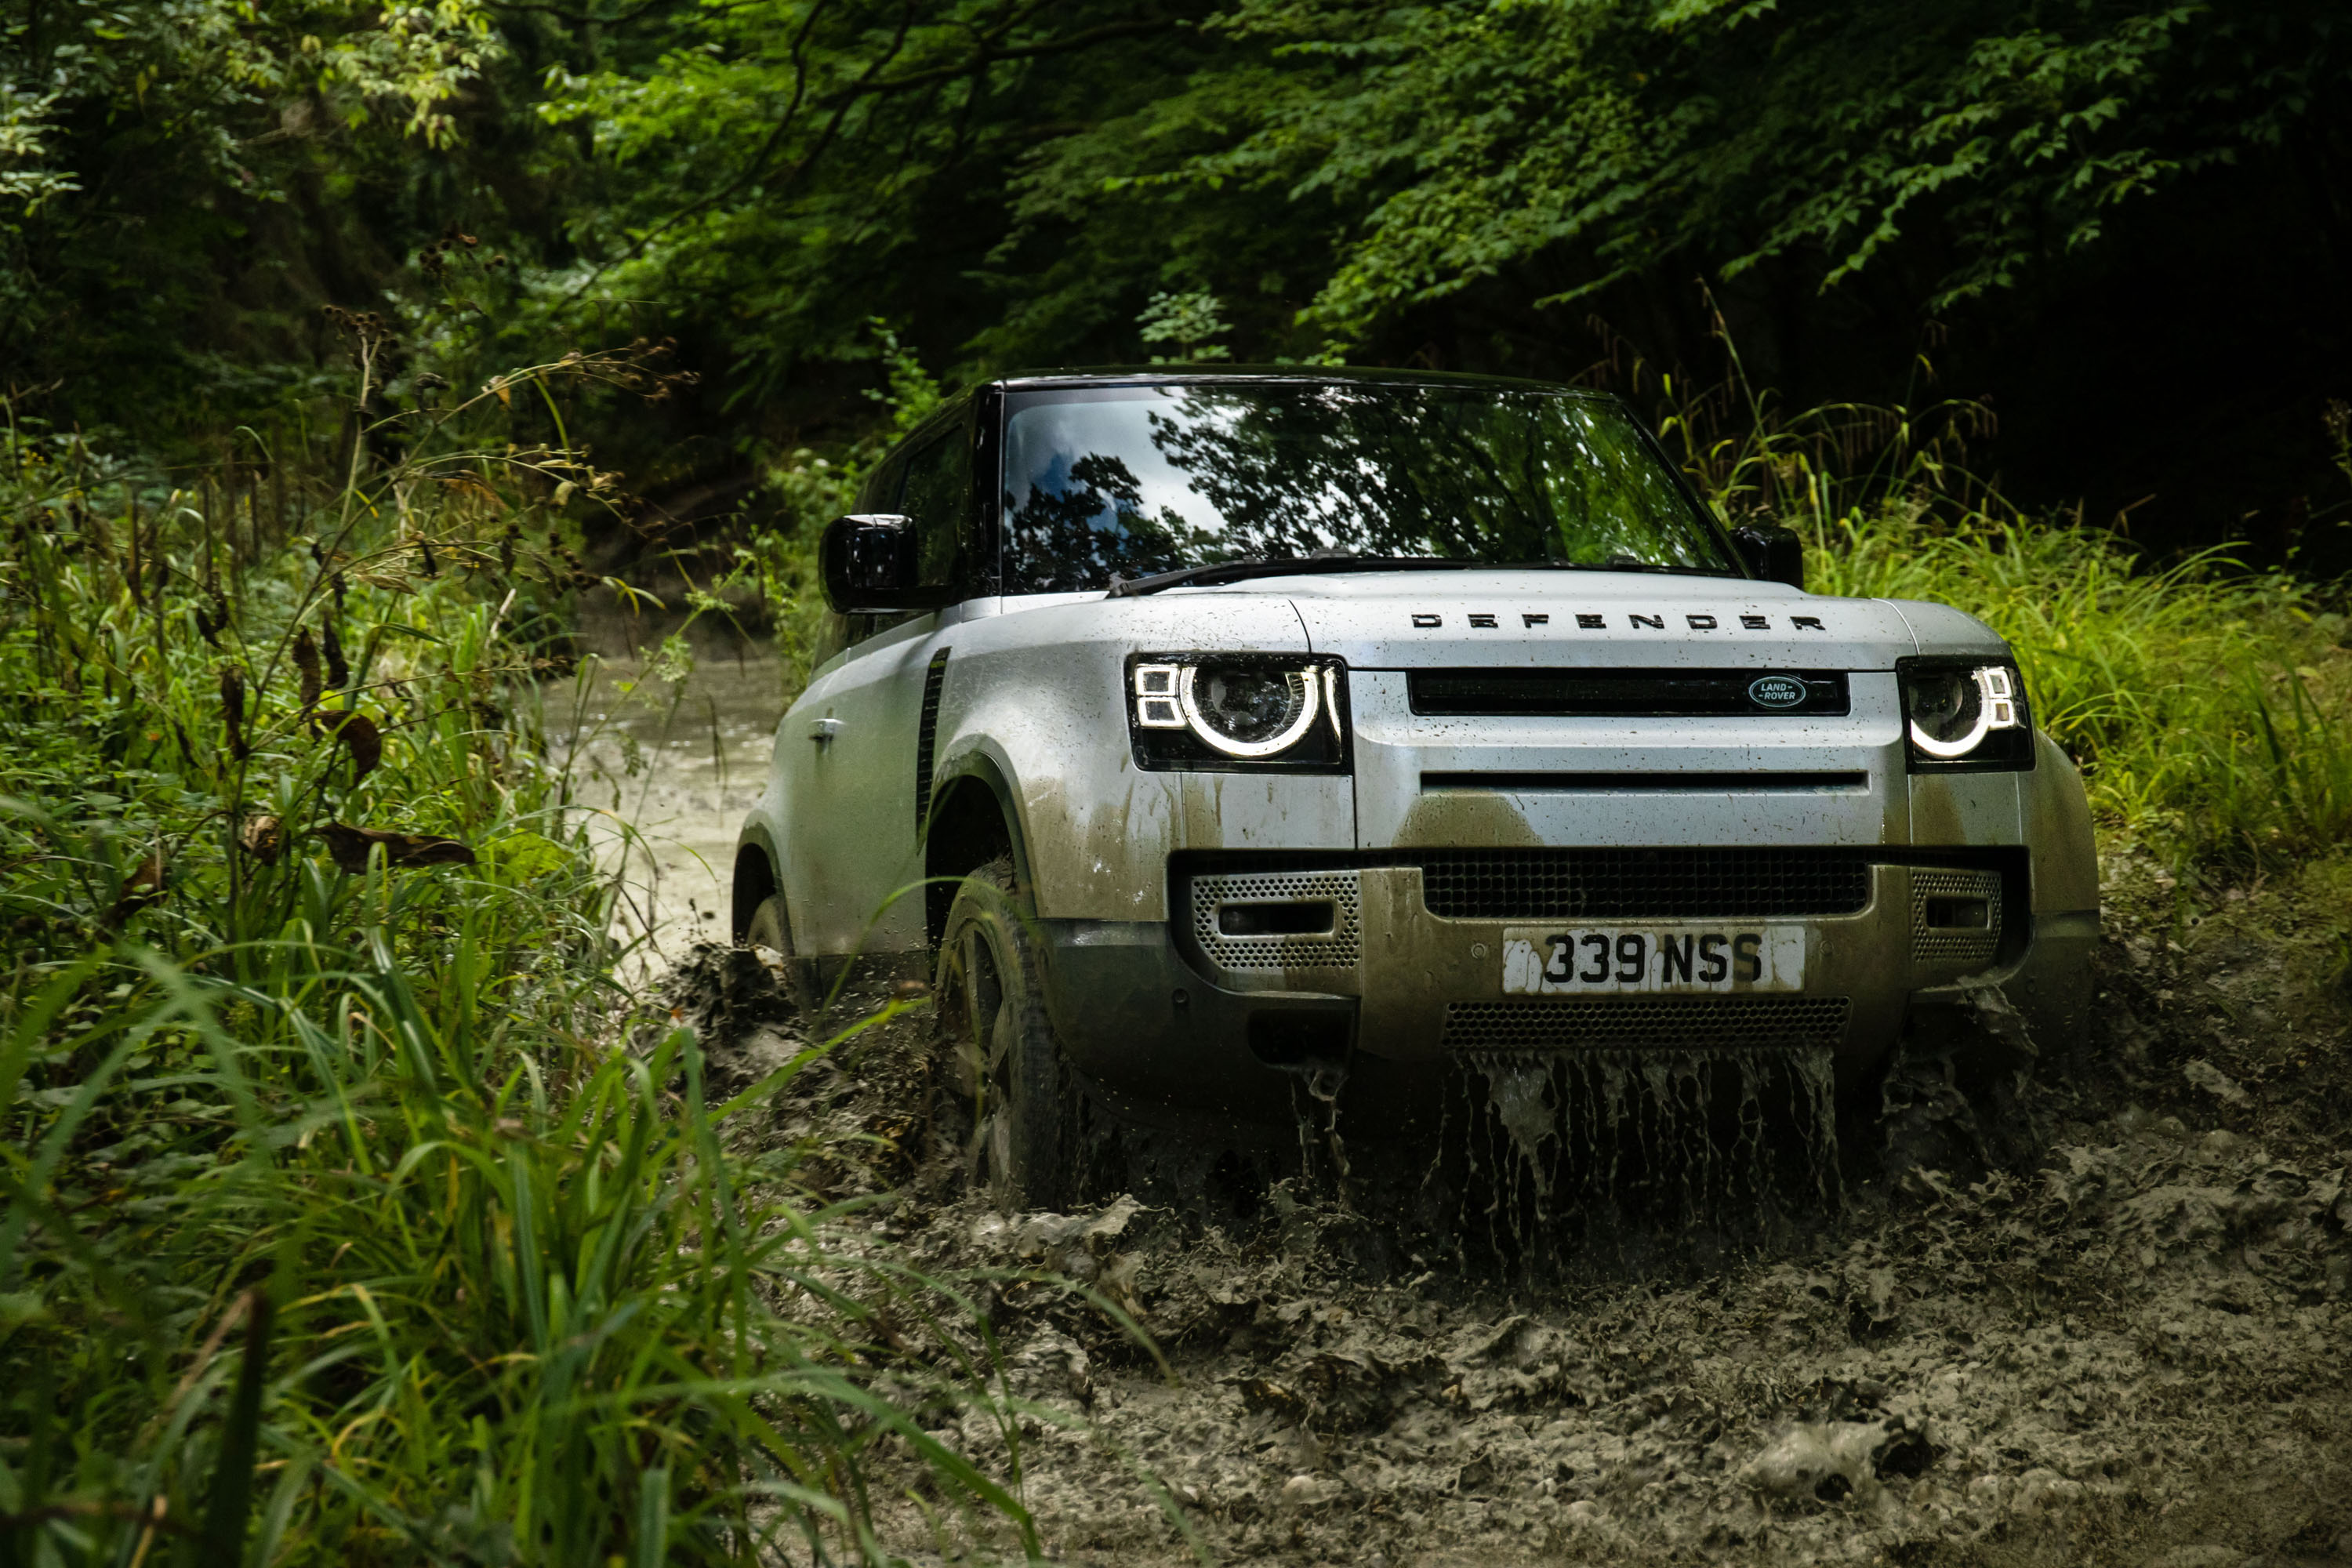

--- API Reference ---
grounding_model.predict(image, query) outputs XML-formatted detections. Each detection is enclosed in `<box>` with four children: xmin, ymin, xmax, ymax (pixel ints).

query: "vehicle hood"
<box><xmin>1189</xmin><ymin>569</ymin><xmax>2011</xmax><ymax>670</ymax></box>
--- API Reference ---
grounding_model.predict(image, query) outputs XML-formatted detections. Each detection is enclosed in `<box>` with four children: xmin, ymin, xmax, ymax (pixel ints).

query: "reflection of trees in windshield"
<box><xmin>1152</xmin><ymin>389</ymin><xmax>1557</xmax><ymax>561</ymax></box>
<box><xmin>1003</xmin><ymin>454</ymin><xmax>1232</xmax><ymax>592</ymax></box>
<box><xmin>1001</xmin><ymin>386</ymin><xmax>1727</xmax><ymax>593</ymax></box>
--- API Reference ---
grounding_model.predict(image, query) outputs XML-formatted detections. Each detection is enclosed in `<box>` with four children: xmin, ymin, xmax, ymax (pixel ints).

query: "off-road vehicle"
<box><xmin>732</xmin><ymin>369</ymin><xmax>2097</xmax><ymax>1207</ymax></box>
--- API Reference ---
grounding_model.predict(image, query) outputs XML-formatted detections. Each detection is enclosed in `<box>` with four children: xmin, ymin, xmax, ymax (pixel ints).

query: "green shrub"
<box><xmin>736</xmin><ymin>321</ymin><xmax>947</xmax><ymax>703</ymax></box>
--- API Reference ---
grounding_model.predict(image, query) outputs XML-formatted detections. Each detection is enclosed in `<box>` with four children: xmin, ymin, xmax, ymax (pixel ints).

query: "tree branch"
<box><xmin>857</xmin><ymin>15</ymin><xmax>1177</xmax><ymax>98</ymax></box>
<box><xmin>563</xmin><ymin>5</ymin><xmax>1179</xmax><ymax>297</ymax></box>
<box><xmin>484</xmin><ymin>0</ymin><xmax>676</xmax><ymax>27</ymax></box>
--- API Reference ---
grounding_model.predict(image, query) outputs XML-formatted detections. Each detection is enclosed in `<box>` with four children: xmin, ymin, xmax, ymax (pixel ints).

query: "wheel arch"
<box><xmin>731</xmin><ymin>820</ymin><xmax>783</xmax><ymax>942</ymax></box>
<box><xmin>923</xmin><ymin>753</ymin><xmax>1034</xmax><ymax>948</ymax></box>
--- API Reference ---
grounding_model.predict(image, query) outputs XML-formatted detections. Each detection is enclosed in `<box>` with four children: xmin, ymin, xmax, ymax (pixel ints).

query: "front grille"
<box><xmin>1911</xmin><ymin>866</ymin><xmax>2003</xmax><ymax>965</ymax></box>
<box><xmin>1410</xmin><ymin>667</ymin><xmax>1849</xmax><ymax>717</ymax></box>
<box><xmin>1418</xmin><ymin>848</ymin><xmax>1872</xmax><ymax>921</ymax></box>
<box><xmin>1443</xmin><ymin>996</ymin><xmax>1851</xmax><ymax>1053</ymax></box>
<box><xmin>1420</xmin><ymin>770</ymin><xmax>1867</xmax><ymax>793</ymax></box>
<box><xmin>1189</xmin><ymin>869</ymin><xmax>1363</xmax><ymax>971</ymax></box>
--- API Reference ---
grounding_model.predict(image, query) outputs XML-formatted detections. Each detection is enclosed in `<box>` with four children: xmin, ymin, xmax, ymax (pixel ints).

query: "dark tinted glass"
<box><xmin>1000</xmin><ymin>382</ymin><xmax>1731</xmax><ymax>593</ymax></box>
<box><xmin>895</xmin><ymin>422</ymin><xmax>971</xmax><ymax>587</ymax></box>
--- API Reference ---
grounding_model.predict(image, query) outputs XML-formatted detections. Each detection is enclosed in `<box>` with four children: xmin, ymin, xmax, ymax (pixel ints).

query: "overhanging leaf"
<box><xmin>316</xmin><ymin>823</ymin><xmax>477</xmax><ymax>873</ymax></box>
<box><xmin>315</xmin><ymin>711</ymin><xmax>383</xmax><ymax>784</ymax></box>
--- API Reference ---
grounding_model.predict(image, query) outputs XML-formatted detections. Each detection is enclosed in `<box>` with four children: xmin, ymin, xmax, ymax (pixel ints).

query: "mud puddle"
<box><xmin>544</xmin><ymin>602</ymin><xmax>781</xmax><ymax>970</ymax></box>
<box><xmin>666</xmin><ymin>851</ymin><xmax>2352</xmax><ymax>1568</ymax></box>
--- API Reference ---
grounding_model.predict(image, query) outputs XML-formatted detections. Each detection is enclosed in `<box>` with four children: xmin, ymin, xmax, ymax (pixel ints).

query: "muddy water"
<box><xmin>546</xmin><ymin>606</ymin><xmax>784</xmax><ymax>968</ymax></box>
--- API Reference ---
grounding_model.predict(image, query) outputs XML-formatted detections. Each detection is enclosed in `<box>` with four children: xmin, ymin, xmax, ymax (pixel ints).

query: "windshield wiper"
<box><xmin>1103</xmin><ymin>553</ymin><xmax>1715</xmax><ymax>597</ymax></box>
<box><xmin>1105</xmin><ymin>555</ymin><xmax>1480</xmax><ymax>597</ymax></box>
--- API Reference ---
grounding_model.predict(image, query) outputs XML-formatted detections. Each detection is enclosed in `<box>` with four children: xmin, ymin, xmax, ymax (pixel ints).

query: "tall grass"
<box><xmin>1647</xmin><ymin>323</ymin><xmax>2352</xmax><ymax>864</ymax></box>
<box><xmin>0</xmin><ymin>354</ymin><xmax>1027</xmax><ymax>1563</ymax></box>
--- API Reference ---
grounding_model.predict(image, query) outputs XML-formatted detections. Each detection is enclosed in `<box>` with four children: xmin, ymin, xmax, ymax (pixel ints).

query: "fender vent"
<box><xmin>915</xmin><ymin>648</ymin><xmax>950</xmax><ymax>829</ymax></box>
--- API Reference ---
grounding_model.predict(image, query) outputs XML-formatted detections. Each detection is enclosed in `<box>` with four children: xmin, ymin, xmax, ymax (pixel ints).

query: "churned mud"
<box><xmin>668</xmin><ymin>851</ymin><xmax>2352</xmax><ymax>1567</ymax></box>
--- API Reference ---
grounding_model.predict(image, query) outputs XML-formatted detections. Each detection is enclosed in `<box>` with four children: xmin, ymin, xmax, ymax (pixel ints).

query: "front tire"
<box><xmin>935</xmin><ymin>858</ymin><xmax>1074</xmax><ymax>1211</ymax></box>
<box><xmin>741</xmin><ymin>893</ymin><xmax>814</xmax><ymax>1012</ymax></box>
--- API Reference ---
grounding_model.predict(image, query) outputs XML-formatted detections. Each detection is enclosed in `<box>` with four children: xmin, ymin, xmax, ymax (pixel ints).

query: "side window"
<box><xmin>895</xmin><ymin>422</ymin><xmax>972</xmax><ymax>590</ymax></box>
<box><xmin>856</xmin><ymin>450</ymin><xmax>907</xmax><ymax>517</ymax></box>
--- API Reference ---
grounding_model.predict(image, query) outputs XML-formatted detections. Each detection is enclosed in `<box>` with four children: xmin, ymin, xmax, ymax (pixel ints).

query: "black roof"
<box><xmin>874</xmin><ymin>364</ymin><xmax>1615</xmax><ymax>462</ymax></box>
<box><xmin>993</xmin><ymin>364</ymin><xmax>1606</xmax><ymax>397</ymax></box>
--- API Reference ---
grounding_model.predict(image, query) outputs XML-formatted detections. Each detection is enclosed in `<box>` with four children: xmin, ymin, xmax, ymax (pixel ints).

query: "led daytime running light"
<box><xmin>1178</xmin><ymin>664</ymin><xmax>1323</xmax><ymax>758</ymax></box>
<box><xmin>1908</xmin><ymin>665</ymin><xmax>2022</xmax><ymax>759</ymax></box>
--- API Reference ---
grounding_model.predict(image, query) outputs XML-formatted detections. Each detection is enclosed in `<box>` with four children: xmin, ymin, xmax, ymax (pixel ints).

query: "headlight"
<box><xmin>1898</xmin><ymin>659</ymin><xmax>2034</xmax><ymax>771</ymax></box>
<box><xmin>1129</xmin><ymin>655</ymin><xmax>1349</xmax><ymax>771</ymax></box>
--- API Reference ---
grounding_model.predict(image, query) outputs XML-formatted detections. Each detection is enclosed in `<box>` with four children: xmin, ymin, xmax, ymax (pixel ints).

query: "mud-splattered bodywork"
<box><xmin>740</xmin><ymin>561</ymin><xmax>2096</xmax><ymax>1125</ymax></box>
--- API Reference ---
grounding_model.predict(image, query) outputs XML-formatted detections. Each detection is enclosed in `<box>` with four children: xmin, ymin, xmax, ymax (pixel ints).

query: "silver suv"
<box><xmin>732</xmin><ymin>369</ymin><xmax>2097</xmax><ymax>1207</ymax></box>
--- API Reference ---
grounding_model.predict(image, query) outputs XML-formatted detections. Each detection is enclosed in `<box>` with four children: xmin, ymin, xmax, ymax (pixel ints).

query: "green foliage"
<box><xmin>733</xmin><ymin>321</ymin><xmax>946</xmax><ymax>698</ymax></box>
<box><xmin>12</xmin><ymin>0</ymin><xmax>2348</xmax><ymax>531</ymax></box>
<box><xmin>1073</xmin><ymin>0</ymin><xmax>2352</xmax><ymax>347</ymax></box>
<box><xmin>526</xmin><ymin>1</ymin><xmax>1203</xmax><ymax>404</ymax></box>
<box><xmin>0</xmin><ymin>374</ymin><xmax>1031</xmax><ymax>1563</ymax></box>
<box><xmin>0</xmin><ymin>0</ymin><xmax>508</xmax><ymax>428</ymax></box>
<box><xmin>873</xmin><ymin>0</ymin><xmax>2352</xmax><ymax>367</ymax></box>
<box><xmin>1138</xmin><ymin>291</ymin><xmax>1235</xmax><ymax>362</ymax></box>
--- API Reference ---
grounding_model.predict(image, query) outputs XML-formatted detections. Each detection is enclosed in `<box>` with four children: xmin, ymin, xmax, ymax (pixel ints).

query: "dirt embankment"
<box><xmin>677</xmin><ymin>854</ymin><xmax>2352</xmax><ymax>1567</ymax></box>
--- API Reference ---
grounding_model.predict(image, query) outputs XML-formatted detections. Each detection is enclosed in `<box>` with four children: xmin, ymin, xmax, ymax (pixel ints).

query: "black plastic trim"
<box><xmin>1172</xmin><ymin>845</ymin><xmax>2030</xmax><ymax>924</ymax></box>
<box><xmin>914</xmin><ymin>648</ymin><xmax>951</xmax><ymax>829</ymax></box>
<box><xmin>1421</xmin><ymin>771</ymin><xmax>1867</xmax><ymax>793</ymax></box>
<box><xmin>1410</xmin><ymin>667</ymin><xmax>1850</xmax><ymax>717</ymax></box>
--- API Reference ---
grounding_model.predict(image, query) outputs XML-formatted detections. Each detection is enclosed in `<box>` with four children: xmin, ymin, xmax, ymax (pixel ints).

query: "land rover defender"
<box><xmin>731</xmin><ymin>370</ymin><xmax>2098</xmax><ymax>1207</ymax></box>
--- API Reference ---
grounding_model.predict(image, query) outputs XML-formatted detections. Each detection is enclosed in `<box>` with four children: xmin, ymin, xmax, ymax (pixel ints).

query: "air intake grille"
<box><xmin>1443</xmin><ymin>996</ymin><xmax>1851</xmax><ymax>1053</ymax></box>
<box><xmin>1417</xmin><ymin>848</ymin><xmax>1872</xmax><ymax>921</ymax></box>
<box><xmin>1911</xmin><ymin>866</ymin><xmax>2003</xmax><ymax>965</ymax></box>
<box><xmin>1189</xmin><ymin>869</ymin><xmax>1362</xmax><ymax>971</ymax></box>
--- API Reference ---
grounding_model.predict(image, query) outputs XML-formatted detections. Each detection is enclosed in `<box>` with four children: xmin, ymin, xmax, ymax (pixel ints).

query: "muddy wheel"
<box><xmin>935</xmin><ymin>857</ymin><xmax>1073</xmax><ymax>1211</ymax></box>
<box><xmin>741</xmin><ymin>893</ymin><xmax>814</xmax><ymax>1013</ymax></box>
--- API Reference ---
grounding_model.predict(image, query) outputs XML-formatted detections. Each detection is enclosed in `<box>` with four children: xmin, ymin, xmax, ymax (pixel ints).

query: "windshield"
<box><xmin>999</xmin><ymin>381</ymin><xmax>1734</xmax><ymax>593</ymax></box>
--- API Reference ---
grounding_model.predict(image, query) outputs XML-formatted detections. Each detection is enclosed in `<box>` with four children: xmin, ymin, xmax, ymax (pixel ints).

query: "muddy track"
<box><xmin>672</xmin><ymin>855</ymin><xmax>2352</xmax><ymax>1567</ymax></box>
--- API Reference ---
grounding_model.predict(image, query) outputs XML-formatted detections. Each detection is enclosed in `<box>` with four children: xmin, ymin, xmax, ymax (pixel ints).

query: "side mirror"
<box><xmin>819</xmin><ymin>514</ymin><xmax>919</xmax><ymax>612</ymax></box>
<box><xmin>1731</xmin><ymin>524</ymin><xmax>1804</xmax><ymax>590</ymax></box>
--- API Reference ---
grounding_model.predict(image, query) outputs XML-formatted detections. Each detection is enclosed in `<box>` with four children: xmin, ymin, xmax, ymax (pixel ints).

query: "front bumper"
<box><xmin>1035</xmin><ymin>851</ymin><xmax>2093</xmax><ymax>1128</ymax></box>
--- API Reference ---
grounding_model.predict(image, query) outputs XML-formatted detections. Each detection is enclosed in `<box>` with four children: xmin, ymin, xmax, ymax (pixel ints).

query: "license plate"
<box><xmin>1500</xmin><ymin>926</ymin><xmax>1806</xmax><ymax>995</ymax></box>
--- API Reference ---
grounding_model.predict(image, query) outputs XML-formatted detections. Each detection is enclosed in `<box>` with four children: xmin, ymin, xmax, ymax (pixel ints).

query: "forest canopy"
<box><xmin>5</xmin><ymin>0</ymin><xmax>2349</xmax><ymax>554</ymax></box>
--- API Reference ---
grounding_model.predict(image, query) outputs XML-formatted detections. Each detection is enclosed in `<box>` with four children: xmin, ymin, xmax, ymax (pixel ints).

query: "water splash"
<box><xmin>1487</xmin><ymin>1065</ymin><xmax>1556</xmax><ymax>1192</ymax></box>
<box><xmin>1437</xmin><ymin>1047</ymin><xmax>1841</xmax><ymax>1275</ymax></box>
